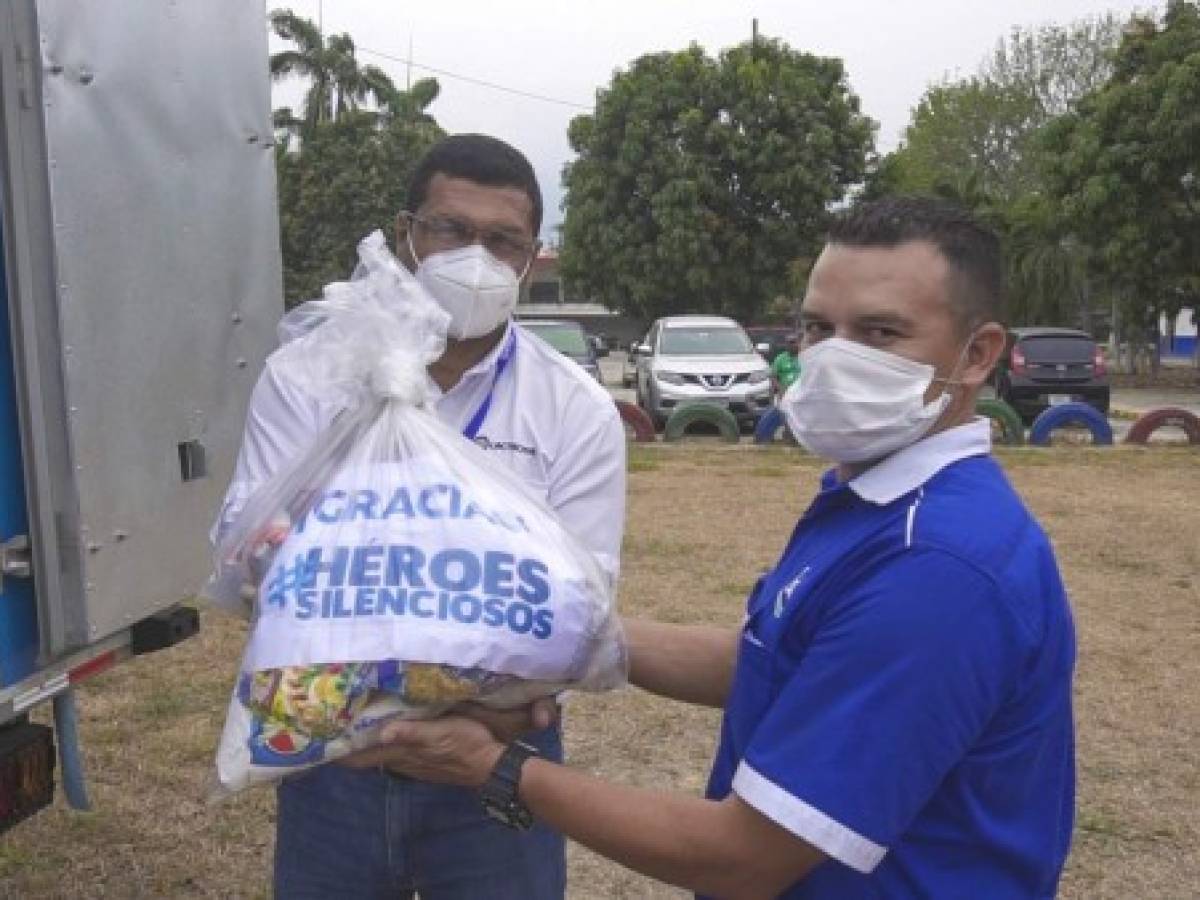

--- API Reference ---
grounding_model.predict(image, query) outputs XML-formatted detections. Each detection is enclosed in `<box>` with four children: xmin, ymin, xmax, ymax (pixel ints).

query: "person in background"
<box><xmin>771</xmin><ymin>333</ymin><xmax>802</xmax><ymax>396</ymax></box>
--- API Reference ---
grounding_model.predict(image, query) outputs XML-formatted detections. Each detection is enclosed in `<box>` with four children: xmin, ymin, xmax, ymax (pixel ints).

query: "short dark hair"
<box><xmin>827</xmin><ymin>196</ymin><xmax>1006</xmax><ymax>331</ymax></box>
<box><xmin>406</xmin><ymin>134</ymin><xmax>543</xmax><ymax>235</ymax></box>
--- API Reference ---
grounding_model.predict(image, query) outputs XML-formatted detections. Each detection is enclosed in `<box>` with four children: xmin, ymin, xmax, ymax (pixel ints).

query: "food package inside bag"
<box><xmin>204</xmin><ymin>232</ymin><xmax>625</xmax><ymax>795</ymax></box>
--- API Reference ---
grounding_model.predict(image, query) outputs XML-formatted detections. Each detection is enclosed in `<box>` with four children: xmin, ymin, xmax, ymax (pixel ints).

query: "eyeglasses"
<box><xmin>400</xmin><ymin>211</ymin><xmax>537</xmax><ymax>274</ymax></box>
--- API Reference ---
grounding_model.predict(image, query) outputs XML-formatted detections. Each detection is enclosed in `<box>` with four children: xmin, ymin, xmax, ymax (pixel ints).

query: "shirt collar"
<box><xmin>459</xmin><ymin>321</ymin><xmax>516</xmax><ymax>381</ymax></box>
<box><xmin>847</xmin><ymin>417</ymin><xmax>992</xmax><ymax>505</ymax></box>
<box><xmin>428</xmin><ymin>321</ymin><xmax>516</xmax><ymax>401</ymax></box>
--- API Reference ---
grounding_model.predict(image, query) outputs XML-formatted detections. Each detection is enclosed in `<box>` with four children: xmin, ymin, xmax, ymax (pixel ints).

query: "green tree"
<box><xmin>270</xmin><ymin>10</ymin><xmax>444</xmax><ymax>304</ymax></box>
<box><xmin>559</xmin><ymin>39</ymin><xmax>874</xmax><ymax>322</ymax></box>
<box><xmin>985</xmin><ymin>15</ymin><xmax>1127</xmax><ymax>117</ymax></box>
<box><xmin>883</xmin><ymin>79</ymin><xmax>1040</xmax><ymax>204</ymax></box>
<box><xmin>276</xmin><ymin>114</ymin><xmax>444</xmax><ymax>305</ymax></box>
<box><xmin>866</xmin><ymin>14</ymin><xmax>1128</xmax><ymax>328</ymax></box>
<box><xmin>1040</xmin><ymin>1</ymin><xmax>1200</xmax><ymax>363</ymax></box>
<box><xmin>269</xmin><ymin>8</ymin><xmax>439</xmax><ymax>138</ymax></box>
<box><xmin>877</xmin><ymin>15</ymin><xmax>1125</xmax><ymax>204</ymax></box>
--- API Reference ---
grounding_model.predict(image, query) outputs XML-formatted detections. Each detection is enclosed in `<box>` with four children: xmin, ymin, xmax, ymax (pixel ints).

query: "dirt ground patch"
<box><xmin>2</xmin><ymin>444</ymin><xmax>1197</xmax><ymax>898</ymax></box>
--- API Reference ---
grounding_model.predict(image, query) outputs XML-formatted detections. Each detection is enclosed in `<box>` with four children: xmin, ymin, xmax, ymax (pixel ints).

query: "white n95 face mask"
<box><xmin>413</xmin><ymin>244</ymin><xmax>520</xmax><ymax>340</ymax></box>
<box><xmin>781</xmin><ymin>337</ymin><xmax>956</xmax><ymax>464</ymax></box>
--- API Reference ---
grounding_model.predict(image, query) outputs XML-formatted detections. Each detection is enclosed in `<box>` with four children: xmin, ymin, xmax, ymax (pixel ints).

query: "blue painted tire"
<box><xmin>1029</xmin><ymin>402</ymin><xmax>1113</xmax><ymax>447</ymax></box>
<box><xmin>753</xmin><ymin>407</ymin><xmax>786</xmax><ymax>444</ymax></box>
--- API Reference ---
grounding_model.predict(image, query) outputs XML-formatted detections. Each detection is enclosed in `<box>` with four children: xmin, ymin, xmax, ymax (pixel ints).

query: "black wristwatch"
<box><xmin>479</xmin><ymin>740</ymin><xmax>538</xmax><ymax>830</ymax></box>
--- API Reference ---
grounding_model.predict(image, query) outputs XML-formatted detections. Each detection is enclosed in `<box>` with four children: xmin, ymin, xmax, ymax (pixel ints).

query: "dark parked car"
<box><xmin>518</xmin><ymin>319</ymin><xmax>606</xmax><ymax>383</ymax></box>
<box><xmin>993</xmin><ymin>327</ymin><xmax>1109</xmax><ymax>422</ymax></box>
<box><xmin>745</xmin><ymin>326</ymin><xmax>794</xmax><ymax>364</ymax></box>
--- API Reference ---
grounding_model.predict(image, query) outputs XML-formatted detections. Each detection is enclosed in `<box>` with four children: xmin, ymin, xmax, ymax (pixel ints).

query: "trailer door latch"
<box><xmin>0</xmin><ymin>534</ymin><xmax>33</xmax><ymax>591</ymax></box>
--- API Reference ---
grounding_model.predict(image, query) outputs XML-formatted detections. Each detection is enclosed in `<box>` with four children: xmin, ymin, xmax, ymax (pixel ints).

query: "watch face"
<box><xmin>482</xmin><ymin>798</ymin><xmax>510</xmax><ymax>824</ymax></box>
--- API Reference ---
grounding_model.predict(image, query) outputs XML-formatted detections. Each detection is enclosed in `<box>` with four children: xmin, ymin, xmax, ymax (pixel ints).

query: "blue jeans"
<box><xmin>273</xmin><ymin>724</ymin><xmax>565</xmax><ymax>899</ymax></box>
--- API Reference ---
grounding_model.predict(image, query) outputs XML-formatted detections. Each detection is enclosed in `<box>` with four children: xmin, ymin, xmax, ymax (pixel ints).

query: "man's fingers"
<box><xmin>338</xmin><ymin>721</ymin><xmax>418</xmax><ymax>768</ymax></box>
<box><xmin>530</xmin><ymin>697</ymin><xmax>559</xmax><ymax>730</ymax></box>
<box><xmin>455</xmin><ymin>704</ymin><xmax>532</xmax><ymax>742</ymax></box>
<box><xmin>456</xmin><ymin>698</ymin><xmax>559</xmax><ymax>742</ymax></box>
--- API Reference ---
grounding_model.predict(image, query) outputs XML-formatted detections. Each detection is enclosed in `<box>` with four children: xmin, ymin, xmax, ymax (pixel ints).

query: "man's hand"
<box><xmin>340</xmin><ymin>697</ymin><xmax>557</xmax><ymax>784</ymax></box>
<box><xmin>342</xmin><ymin>715</ymin><xmax>505</xmax><ymax>788</ymax></box>
<box><xmin>234</xmin><ymin>517</ymin><xmax>292</xmax><ymax>601</ymax></box>
<box><xmin>456</xmin><ymin>697</ymin><xmax>559</xmax><ymax>744</ymax></box>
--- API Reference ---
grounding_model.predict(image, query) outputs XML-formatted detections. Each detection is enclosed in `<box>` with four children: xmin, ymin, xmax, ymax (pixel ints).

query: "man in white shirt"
<box><xmin>213</xmin><ymin>134</ymin><xmax>625</xmax><ymax>899</ymax></box>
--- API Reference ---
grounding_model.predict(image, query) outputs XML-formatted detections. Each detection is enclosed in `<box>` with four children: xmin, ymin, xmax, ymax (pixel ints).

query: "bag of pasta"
<box><xmin>204</xmin><ymin>232</ymin><xmax>624</xmax><ymax>795</ymax></box>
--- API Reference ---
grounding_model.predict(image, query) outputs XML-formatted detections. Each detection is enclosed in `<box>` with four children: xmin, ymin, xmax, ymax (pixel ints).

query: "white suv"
<box><xmin>633</xmin><ymin>315</ymin><xmax>773</xmax><ymax>429</ymax></box>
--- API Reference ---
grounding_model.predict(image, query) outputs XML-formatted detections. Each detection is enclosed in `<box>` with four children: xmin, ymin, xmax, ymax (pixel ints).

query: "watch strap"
<box><xmin>479</xmin><ymin>740</ymin><xmax>538</xmax><ymax>829</ymax></box>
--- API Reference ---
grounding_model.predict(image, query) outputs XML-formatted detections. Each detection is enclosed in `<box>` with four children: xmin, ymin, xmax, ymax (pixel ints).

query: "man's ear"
<box><xmin>963</xmin><ymin>322</ymin><xmax>1007</xmax><ymax>387</ymax></box>
<box><xmin>519</xmin><ymin>240</ymin><xmax>543</xmax><ymax>288</ymax></box>
<box><xmin>396</xmin><ymin>213</ymin><xmax>417</xmax><ymax>271</ymax></box>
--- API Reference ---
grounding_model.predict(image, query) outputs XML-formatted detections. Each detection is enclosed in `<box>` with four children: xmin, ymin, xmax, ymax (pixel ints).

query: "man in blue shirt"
<box><xmin>349</xmin><ymin>197</ymin><xmax>1077</xmax><ymax>898</ymax></box>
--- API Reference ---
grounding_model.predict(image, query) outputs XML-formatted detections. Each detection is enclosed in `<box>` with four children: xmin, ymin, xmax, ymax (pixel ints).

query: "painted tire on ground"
<box><xmin>1124</xmin><ymin>407</ymin><xmax>1200</xmax><ymax>446</ymax></box>
<box><xmin>614</xmin><ymin>399</ymin><xmax>656</xmax><ymax>442</ymax></box>
<box><xmin>753</xmin><ymin>406</ymin><xmax>786</xmax><ymax>444</ymax></box>
<box><xmin>975</xmin><ymin>398</ymin><xmax>1025</xmax><ymax>446</ymax></box>
<box><xmin>1029</xmin><ymin>402</ymin><xmax>1113</xmax><ymax>447</ymax></box>
<box><xmin>664</xmin><ymin>403</ymin><xmax>740</xmax><ymax>443</ymax></box>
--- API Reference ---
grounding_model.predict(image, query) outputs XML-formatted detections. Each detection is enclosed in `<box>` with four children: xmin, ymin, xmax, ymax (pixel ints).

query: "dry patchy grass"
<box><xmin>2</xmin><ymin>444</ymin><xmax>1197</xmax><ymax>898</ymax></box>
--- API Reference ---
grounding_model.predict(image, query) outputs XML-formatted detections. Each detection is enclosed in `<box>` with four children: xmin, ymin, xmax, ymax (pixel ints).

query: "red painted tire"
<box><xmin>614</xmin><ymin>399</ymin><xmax>656</xmax><ymax>442</ymax></box>
<box><xmin>1124</xmin><ymin>407</ymin><xmax>1200</xmax><ymax>445</ymax></box>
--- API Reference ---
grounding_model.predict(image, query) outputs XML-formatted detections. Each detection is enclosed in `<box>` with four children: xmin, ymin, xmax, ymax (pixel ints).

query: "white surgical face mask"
<box><xmin>781</xmin><ymin>337</ymin><xmax>967</xmax><ymax>464</ymax></box>
<box><xmin>412</xmin><ymin>242</ymin><xmax>520</xmax><ymax>340</ymax></box>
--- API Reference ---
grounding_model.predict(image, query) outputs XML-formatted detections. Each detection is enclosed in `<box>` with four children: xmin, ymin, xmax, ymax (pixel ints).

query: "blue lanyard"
<box><xmin>462</xmin><ymin>329</ymin><xmax>517</xmax><ymax>440</ymax></box>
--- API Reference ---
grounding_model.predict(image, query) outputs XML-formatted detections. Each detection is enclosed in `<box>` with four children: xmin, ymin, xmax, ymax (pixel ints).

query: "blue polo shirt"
<box><xmin>705</xmin><ymin>419</ymin><xmax>1076</xmax><ymax>898</ymax></box>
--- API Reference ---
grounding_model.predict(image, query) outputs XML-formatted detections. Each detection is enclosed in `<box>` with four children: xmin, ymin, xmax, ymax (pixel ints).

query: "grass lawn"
<box><xmin>2</xmin><ymin>443</ymin><xmax>1197</xmax><ymax>898</ymax></box>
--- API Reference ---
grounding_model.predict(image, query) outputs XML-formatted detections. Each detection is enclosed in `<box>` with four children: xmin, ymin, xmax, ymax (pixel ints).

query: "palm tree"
<box><xmin>269</xmin><ymin>11</ymin><xmax>333</xmax><ymax>133</ymax></box>
<box><xmin>376</xmin><ymin>77</ymin><xmax>441</xmax><ymax>127</ymax></box>
<box><xmin>268</xmin><ymin>9</ymin><xmax>438</xmax><ymax>137</ymax></box>
<box><xmin>1004</xmin><ymin>195</ymin><xmax>1096</xmax><ymax>328</ymax></box>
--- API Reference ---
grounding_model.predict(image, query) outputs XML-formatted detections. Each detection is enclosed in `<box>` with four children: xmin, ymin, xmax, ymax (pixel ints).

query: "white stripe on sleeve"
<box><xmin>732</xmin><ymin>762</ymin><xmax>887</xmax><ymax>874</ymax></box>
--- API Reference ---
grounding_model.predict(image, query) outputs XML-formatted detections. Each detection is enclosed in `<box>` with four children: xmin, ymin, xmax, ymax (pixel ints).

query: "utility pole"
<box><xmin>318</xmin><ymin>0</ymin><xmax>324</xmax><ymax>37</ymax></box>
<box><xmin>407</xmin><ymin>32</ymin><xmax>413</xmax><ymax>91</ymax></box>
<box><xmin>752</xmin><ymin>17</ymin><xmax>759</xmax><ymax>54</ymax></box>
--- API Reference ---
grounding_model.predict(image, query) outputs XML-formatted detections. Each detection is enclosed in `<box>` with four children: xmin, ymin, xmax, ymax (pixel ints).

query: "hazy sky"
<box><xmin>273</xmin><ymin>1</ymin><xmax>1156</xmax><ymax>239</ymax></box>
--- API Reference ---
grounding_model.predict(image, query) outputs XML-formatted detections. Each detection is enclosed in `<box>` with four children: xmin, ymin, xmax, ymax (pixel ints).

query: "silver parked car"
<box><xmin>633</xmin><ymin>315</ymin><xmax>773</xmax><ymax>428</ymax></box>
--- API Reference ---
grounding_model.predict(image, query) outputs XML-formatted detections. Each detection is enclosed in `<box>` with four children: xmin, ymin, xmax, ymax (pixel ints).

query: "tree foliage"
<box><xmin>276</xmin><ymin>115</ymin><xmax>444</xmax><ymax>304</ymax></box>
<box><xmin>877</xmin><ymin>15</ymin><xmax>1125</xmax><ymax>205</ymax></box>
<box><xmin>867</xmin><ymin>14</ymin><xmax>1128</xmax><ymax>328</ymax></box>
<box><xmin>880</xmin><ymin>79</ymin><xmax>1040</xmax><ymax>204</ymax></box>
<box><xmin>1040</xmin><ymin>1</ymin><xmax>1200</xmax><ymax>339</ymax></box>
<box><xmin>559</xmin><ymin>39</ymin><xmax>874</xmax><ymax>322</ymax></box>
<box><xmin>269</xmin><ymin>9</ymin><xmax>439</xmax><ymax>137</ymax></box>
<box><xmin>270</xmin><ymin>9</ymin><xmax>444</xmax><ymax>304</ymax></box>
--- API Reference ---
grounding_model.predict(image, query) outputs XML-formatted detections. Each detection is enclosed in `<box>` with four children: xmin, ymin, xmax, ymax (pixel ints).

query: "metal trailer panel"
<box><xmin>0</xmin><ymin>200</ymin><xmax>39</xmax><ymax>685</ymax></box>
<box><xmin>0</xmin><ymin>0</ymin><xmax>79</xmax><ymax>661</ymax></box>
<box><xmin>8</xmin><ymin>0</ymin><xmax>281</xmax><ymax>652</ymax></box>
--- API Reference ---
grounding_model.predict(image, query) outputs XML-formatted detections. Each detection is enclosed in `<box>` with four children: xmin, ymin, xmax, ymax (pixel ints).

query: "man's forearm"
<box><xmin>519</xmin><ymin>759</ymin><xmax>818</xmax><ymax>898</ymax></box>
<box><xmin>624</xmin><ymin>618</ymin><xmax>739</xmax><ymax>708</ymax></box>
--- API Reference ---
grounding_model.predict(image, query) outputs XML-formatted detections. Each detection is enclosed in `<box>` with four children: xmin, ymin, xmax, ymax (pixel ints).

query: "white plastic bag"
<box><xmin>205</xmin><ymin>232</ymin><xmax>624</xmax><ymax>794</ymax></box>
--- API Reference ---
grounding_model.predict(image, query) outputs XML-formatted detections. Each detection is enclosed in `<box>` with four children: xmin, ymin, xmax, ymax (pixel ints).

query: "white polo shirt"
<box><xmin>213</xmin><ymin>321</ymin><xmax>627</xmax><ymax>578</ymax></box>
